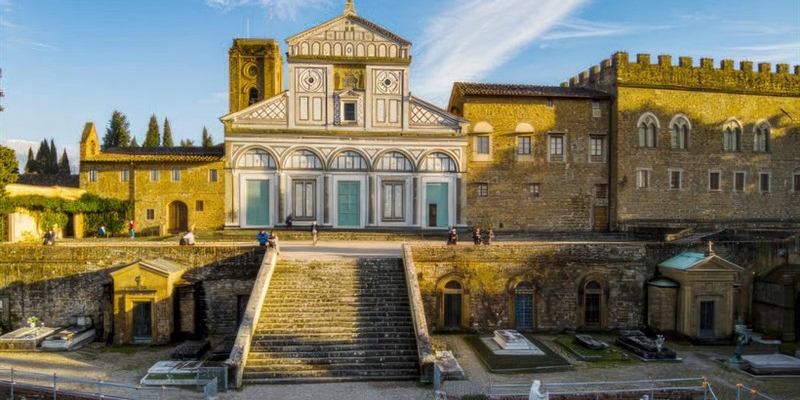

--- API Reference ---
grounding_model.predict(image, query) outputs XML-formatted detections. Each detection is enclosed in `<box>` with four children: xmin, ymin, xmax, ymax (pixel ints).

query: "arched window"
<box><xmin>248</xmin><ymin>87</ymin><xmax>259</xmax><ymax>105</ymax></box>
<box><xmin>723</xmin><ymin>120</ymin><xmax>742</xmax><ymax>151</ymax></box>
<box><xmin>753</xmin><ymin>122</ymin><xmax>770</xmax><ymax>153</ymax></box>
<box><xmin>584</xmin><ymin>281</ymin><xmax>602</xmax><ymax>327</ymax></box>
<box><xmin>330</xmin><ymin>151</ymin><xmax>368</xmax><ymax>170</ymax></box>
<box><xmin>236</xmin><ymin>149</ymin><xmax>276</xmax><ymax>169</ymax></box>
<box><xmin>420</xmin><ymin>152</ymin><xmax>456</xmax><ymax>172</ymax></box>
<box><xmin>285</xmin><ymin>150</ymin><xmax>323</xmax><ymax>170</ymax></box>
<box><xmin>669</xmin><ymin>116</ymin><xmax>691</xmax><ymax>149</ymax></box>
<box><xmin>375</xmin><ymin>151</ymin><xmax>413</xmax><ymax>171</ymax></box>
<box><xmin>637</xmin><ymin>114</ymin><xmax>658</xmax><ymax>148</ymax></box>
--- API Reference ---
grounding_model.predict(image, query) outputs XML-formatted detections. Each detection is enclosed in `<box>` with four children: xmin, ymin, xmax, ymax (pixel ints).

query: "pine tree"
<box><xmin>104</xmin><ymin>110</ymin><xmax>131</xmax><ymax>148</ymax></box>
<box><xmin>47</xmin><ymin>139</ymin><xmax>58</xmax><ymax>174</ymax></box>
<box><xmin>180</xmin><ymin>139</ymin><xmax>195</xmax><ymax>147</ymax></box>
<box><xmin>58</xmin><ymin>149</ymin><xmax>71</xmax><ymax>175</ymax></box>
<box><xmin>201</xmin><ymin>126</ymin><xmax>214</xmax><ymax>147</ymax></box>
<box><xmin>143</xmin><ymin>114</ymin><xmax>160</xmax><ymax>147</ymax></box>
<box><xmin>162</xmin><ymin>118</ymin><xmax>174</xmax><ymax>147</ymax></box>
<box><xmin>24</xmin><ymin>147</ymin><xmax>38</xmax><ymax>174</ymax></box>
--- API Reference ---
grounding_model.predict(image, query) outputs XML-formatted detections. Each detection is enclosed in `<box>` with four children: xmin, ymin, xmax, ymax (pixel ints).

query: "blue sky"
<box><xmin>0</xmin><ymin>0</ymin><xmax>798</xmax><ymax>171</ymax></box>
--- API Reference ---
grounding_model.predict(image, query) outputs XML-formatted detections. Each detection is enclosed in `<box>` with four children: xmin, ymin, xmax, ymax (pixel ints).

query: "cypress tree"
<box><xmin>104</xmin><ymin>110</ymin><xmax>131</xmax><ymax>148</ymax></box>
<box><xmin>143</xmin><ymin>114</ymin><xmax>160</xmax><ymax>147</ymax></box>
<box><xmin>58</xmin><ymin>149</ymin><xmax>71</xmax><ymax>175</ymax></box>
<box><xmin>24</xmin><ymin>147</ymin><xmax>37</xmax><ymax>174</ymax></box>
<box><xmin>162</xmin><ymin>118</ymin><xmax>174</xmax><ymax>147</ymax></box>
<box><xmin>48</xmin><ymin>139</ymin><xmax>58</xmax><ymax>174</ymax></box>
<box><xmin>201</xmin><ymin>126</ymin><xmax>214</xmax><ymax>147</ymax></box>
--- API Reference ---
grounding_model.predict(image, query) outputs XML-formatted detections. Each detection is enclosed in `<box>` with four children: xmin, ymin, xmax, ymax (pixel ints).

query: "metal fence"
<box><xmin>0</xmin><ymin>367</ymin><xmax>209</xmax><ymax>400</ymax></box>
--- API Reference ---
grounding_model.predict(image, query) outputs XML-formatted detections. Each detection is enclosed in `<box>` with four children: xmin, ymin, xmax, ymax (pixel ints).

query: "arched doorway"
<box><xmin>515</xmin><ymin>281</ymin><xmax>535</xmax><ymax>330</ymax></box>
<box><xmin>168</xmin><ymin>201</ymin><xmax>188</xmax><ymax>233</ymax></box>
<box><xmin>443</xmin><ymin>281</ymin><xmax>463</xmax><ymax>330</ymax></box>
<box><xmin>583</xmin><ymin>281</ymin><xmax>603</xmax><ymax>329</ymax></box>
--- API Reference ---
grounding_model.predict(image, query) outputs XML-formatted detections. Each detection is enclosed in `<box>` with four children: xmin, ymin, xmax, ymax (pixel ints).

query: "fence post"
<box><xmin>53</xmin><ymin>373</ymin><xmax>57</xmax><ymax>400</ymax></box>
<box><xmin>10</xmin><ymin>367</ymin><xmax>14</xmax><ymax>400</ymax></box>
<box><xmin>97</xmin><ymin>379</ymin><xmax>103</xmax><ymax>399</ymax></box>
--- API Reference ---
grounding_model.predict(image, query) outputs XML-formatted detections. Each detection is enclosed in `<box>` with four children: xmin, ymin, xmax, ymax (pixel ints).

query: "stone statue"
<box><xmin>733</xmin><ymin>330</ymin><xmax>749</xmax><ymax>361</ymax></box>
<box><xmin>529</xmin><ymin>380</ymin><xmax>548</xmax><ymax>400</ymax></box>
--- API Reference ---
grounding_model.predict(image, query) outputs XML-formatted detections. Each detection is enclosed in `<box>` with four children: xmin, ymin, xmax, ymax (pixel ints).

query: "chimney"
<box><xmin>705</xmin><ymin>241</ymin><xmax>715</xmax><ymax>256</ymax></box>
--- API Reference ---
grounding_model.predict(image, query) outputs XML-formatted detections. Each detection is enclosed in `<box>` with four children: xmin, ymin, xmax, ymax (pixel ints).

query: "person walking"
<box><xmin>310</xmin><ymin>221</ymin><xmax>319</xmax><ymax>246</ymax></box>
<box><xmin>472</xmin><ymin>227</ymin><xmax>483</xmax><ymax>245</ymax></box>
<box><xmin>486</xmin><ymin>228</ymin><xmax>494</xmax><ymax>244</ymax></box>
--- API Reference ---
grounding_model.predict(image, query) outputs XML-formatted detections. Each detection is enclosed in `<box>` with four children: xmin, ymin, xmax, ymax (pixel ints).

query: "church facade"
<box><xmin>221</xmin><ymin>1</ymin><xmax>469</xmax><ymax>231</ymax></box>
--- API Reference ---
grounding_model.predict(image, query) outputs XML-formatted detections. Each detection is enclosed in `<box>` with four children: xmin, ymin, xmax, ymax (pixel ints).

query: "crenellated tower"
<box><xmin>228</xmin><ymin>39</ymin><xmax>284</xmax><ymax>114</ymax></box>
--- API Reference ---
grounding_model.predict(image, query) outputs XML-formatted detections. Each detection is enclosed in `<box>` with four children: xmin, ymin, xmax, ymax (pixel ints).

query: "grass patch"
<box><xmin>464</xmin><ymin>334</ymin><xmax>570</xmax><ymax>373</ymax></box>
<box><xmin>554</xmin><ymin>335</ymin><xmax>632</xmax><ymax>362</ymax></box>
<box><xmin>104</xmin><ymin>345</ymin><xmax>144</xmax><ymax>355</ymax></box>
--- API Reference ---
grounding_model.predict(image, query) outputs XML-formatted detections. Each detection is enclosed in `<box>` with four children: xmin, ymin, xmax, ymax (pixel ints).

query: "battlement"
<box><xmin>566</xmin><ymin>51</ymin><xmax>800</xmax><ymax>95</ymax></box>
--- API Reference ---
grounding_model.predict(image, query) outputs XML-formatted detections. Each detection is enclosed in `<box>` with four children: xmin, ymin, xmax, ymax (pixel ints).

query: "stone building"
<box><xmin>447</xmin><ymin>83</ymin><xmax>613</xmax><ymax>231</ymax></box>
<box><xmin>220</xmin><ymin>0</ymin><xmax>469</xmax><ymax>230</ymax></box>
<box><xmin>569</xmin><ymin>52</ymin><xmax>800</xmax><ymax>231</ymax></box>
<box><xmin>79</xmin><ymin>122</ymin><xmax>226</xmax><ymax>234</ymax></box>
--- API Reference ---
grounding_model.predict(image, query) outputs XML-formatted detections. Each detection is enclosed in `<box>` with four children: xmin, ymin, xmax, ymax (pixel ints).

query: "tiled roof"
<box><xmin>84</xmin><ymin>146</ymin><xmax>224</xmax><ymax>163</ymax></box>
<box><xmin>454</xmin><ymin>82</ymin><xmax>611</xmax><ymax>99</ymax></box>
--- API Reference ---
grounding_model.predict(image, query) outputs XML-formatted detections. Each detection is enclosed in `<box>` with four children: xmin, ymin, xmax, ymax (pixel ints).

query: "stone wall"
<box><xmin>0</xmin><ymin>245</ymin><xmax>262</xmax><ymax>339</ymax></box>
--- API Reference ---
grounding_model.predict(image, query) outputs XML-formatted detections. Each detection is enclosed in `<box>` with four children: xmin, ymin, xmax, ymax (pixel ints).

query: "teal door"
<box><xmin>245</xmin><ymin>179</ymin><xmax>270</xmax><ymax>226</ymax></box>
<box><xmin>337</xmin><ymin>181</ymin><xmax>360</xmax><ymax>227</ymax></box>
<box><xmin>425</xmin><ymin>183</ymin><xmax>449</xmax><ymax>227</ymax></box>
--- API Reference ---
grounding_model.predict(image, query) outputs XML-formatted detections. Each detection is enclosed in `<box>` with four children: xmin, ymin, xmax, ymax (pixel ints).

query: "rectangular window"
<box><xmin>794</xmin><ymin>173</ymin><xmax>800</xmax><ymax>193</ymax></box>
<box><xmin>476</xmin><ymin>136</ymin><xmax>490</xmax><ymax>155</ymax></box>
<box><xmin>669</xmin><ymin>170</ymin><xmax>682</xmax><ymax>190</ymax></box>
<box><xmin>196</xmin><ymin>200</ymin><xmax>204</xmax><ymax>211</ymax></box>
<box><xmin>595</xmin><ymin>184</ymin><xmax>607</xmax><ymax>199</ymax></box>
<box><xmin>549</xmin><ymin>134</ymin><xmax>564</xmax><ymax>162</ymax></box>
<box><xmin>172</xmin><ymin>168</ymin><xmax>181</xmax><ymax>182</ymax></box>
<box><xmin>476</xmin><ymin>183</ymin><xmax>488</xmax><ymax>197</ymax></box>
<box><xmin>517</xmin><ymin>136</ymin><xmax>531</xmax><ymax>155</ymax></box>
<box><xmin>120</xmin><ymin>170</ymin><xmax>129</xmax><ymax>182</ymax></box>
<box><xmin>88</xmin><ymin>170</ymin><xmax>97</xmax><ymax>182</ymax></box>
<box><xmin>146</xmin><ymin>209</ymin><xmax>155</xmax><ymax>220</ymax></box>
<box><xmin>636</xmin><ymin>169</ymin><xmax>650</xmax><ymax>188</ymax></box>
<box><xmin>292</xmin><ymin>180</ymin><xmax>316</xmax><ymax>219</ymax></box>
<box><xmin>529</xmin><ymin>183</ymin><xmax>540</xmax><ymax>199</ymax></box>
<box><xmin>590</xmin><ymin>136</ymin><xmax>604</xmax><ymax>162</ymax></box>
<box><xmin>209</xmin><ymin>169</ymin><xmax>218</xmax><ymax>182</ymax></box>
<box><xmin>709</xmin><ymin>171</ymin><xmax>721</xmax><ymax>191</ymax></box>
<box><xmin>591</xmin><ymin>101</ymin><xmax>601</xmax><ymax>118</ymax></box>
<box><xmin>546</xmin><ymin>98</ymin><xmax>553</xmax><ymax>108</ymax></box>
<box><xmin>734</xmin><ymin>172</ymin><xmax>746</xmax><ymax>192</ymax></box>
<box><xmin>381</xmin><ymin>181</ymin><xmax>405</xmax><ymax>221</ymax></box>
<box><xmin>760</xmin><ymin>172</ymin><xmax>770</xmax><ymax>192</ymax></box>
<box><xmin>343</xmin><ymin>102</ymin><xmax>356</xmax><ymax>122</ymax></box>
<box><xmin>150</xmin><ymin>169</ymin><xmax>159</xmax><ymax>182</ymax></box>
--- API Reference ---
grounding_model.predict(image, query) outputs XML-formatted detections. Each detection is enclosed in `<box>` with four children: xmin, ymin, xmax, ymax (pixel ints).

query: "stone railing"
<box><xmin>401</xmin><ymin>244</ymin><xmax>434</xmax><ymax>381</ymax></box>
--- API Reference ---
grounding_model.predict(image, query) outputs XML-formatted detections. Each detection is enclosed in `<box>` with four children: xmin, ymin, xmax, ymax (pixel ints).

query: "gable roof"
<box><xmin>286</xmin><ymin>2</ymin><xmax>410</xmax><ymax>48</ymax></box>
<box><xmin>658</xmin><ymin>251</ymin><xmax>743</xmax><ymax>271</ymax></box>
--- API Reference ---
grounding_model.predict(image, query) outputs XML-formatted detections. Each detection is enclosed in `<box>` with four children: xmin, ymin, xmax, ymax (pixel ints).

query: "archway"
<box><xmin>168</xmin><ymin>201</ymin><xmax>188</xmax><ymax>233</ymax></box>
<box><xmin>443</xmin><ymin>281</ymin><xmax>463</xmax><ymax>330</ymax></box>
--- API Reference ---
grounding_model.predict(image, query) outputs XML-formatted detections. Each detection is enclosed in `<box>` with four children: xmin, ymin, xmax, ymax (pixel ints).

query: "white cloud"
<box><xmin>411</xmin><ymin>0</ymin><xmax>591</xmax><ymax>103</ymax></box>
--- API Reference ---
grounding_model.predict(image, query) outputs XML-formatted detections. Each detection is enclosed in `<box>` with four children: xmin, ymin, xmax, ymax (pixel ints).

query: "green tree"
<box><xmin>162</xmin><ymin>118</ymin><xmax>174</xmax><ymax>147</ymax></box>
<box><xmin>143</xmin><ymin>114</ymin><xmax>160</xmax><ymax>147</ymax></box>
<box><xmin>24</xmin><ymin>147</ymin><xmax>38</xmax><ymax>174</ymax></box>
<box><xmin>34</xmin><ymin>139</ymin><xmax>52</xmax><ymax>174</ymax></box>
<box><xmin>104</xmin><ymin>110</ymin><xmax>131</xmax><ymax>149</ymax></box>
<box><xmin>58</xmin><ymin>149</ymin><xmax>71</xmax><ymax>175</ymax></box>
<box><xmin>130</xmin><ymin>136</ymin><xmax>140</xmax><ymax>147</ymax></box>
<box><xmin>201</xmin><ymin>126</ymin><xmax>214</xmax><ymax>147</ymax></box>
<box><xmin>0</xmin><ymin>145</ymin><xmax>19</xmax><ymax>188</ymax></box>
<box><xmin>179</xmin><ymin>138</ymin><xmax>195</xmax><ymax>147</ymax></box>
<box><xmin>48</xmin><ymin>139</ymin><xmax>58</xmax><ymax>174</ymax></box>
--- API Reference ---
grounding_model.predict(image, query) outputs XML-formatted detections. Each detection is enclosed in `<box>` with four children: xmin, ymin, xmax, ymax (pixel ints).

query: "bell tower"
<box><xmin>228</xmin><ymin>39</ymin><xmax>283</xmax><ymax>113</ymax></box>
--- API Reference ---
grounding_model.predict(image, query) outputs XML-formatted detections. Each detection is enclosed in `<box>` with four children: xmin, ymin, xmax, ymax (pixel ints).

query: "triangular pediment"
<box><xmin>409</xmin><ymin>96</ymin><xmax>468</xmax><ymax>129</ymax></box>
<box><xmin>221</xmin><ymin>93</ymin><xmax>288</xmax><ymax>125</ymax></box>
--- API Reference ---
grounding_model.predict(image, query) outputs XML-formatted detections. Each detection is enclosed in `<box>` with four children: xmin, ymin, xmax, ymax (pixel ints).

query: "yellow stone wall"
<box><xmin>228</xmin><ymin>39</ymin><xmax>284</xmax><ymax>114</ymax></box>
<box><xmin>459</xmin><ymin>97</ymin><xmax>610</xmax><ymax>231</ymax></box>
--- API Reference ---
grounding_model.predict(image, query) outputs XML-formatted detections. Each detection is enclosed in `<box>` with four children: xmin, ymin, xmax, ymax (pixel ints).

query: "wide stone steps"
<box><xmin>243</xmin><ymin>258</ymin><xmax>419</xmax><ymax>384</ymax></box>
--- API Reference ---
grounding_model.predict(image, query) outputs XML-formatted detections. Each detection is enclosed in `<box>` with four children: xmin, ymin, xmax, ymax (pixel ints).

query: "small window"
<box><xmin>546</xmin><ymin>98</ymin><xmax>553</xmax><ymax>108</ymax></box>
<box><xmin>734</xmin><ymin>172</ymin><xmax>746</xmax><ymax>192</ymax></box>
<box><xmin>476</xmin><ymin>136</ymin><xmax>490</xmax><ymax>155</ymax></box>
<box><xmin>709</xmin><ymin>171</ymin><xmax>721</xmax><ymax>191</ymax></box>
<box><xmin>753</xmin><ymin>123</ymin><xmax>770</xmax><ymax>153</ymax></box>
<box><xmin>172</xmin><ymin>168</ymin><xmax>181</xmax><ymax>182</ymax></box>
<box><xmin>209</xmin><ymin>169</ymin><xmax>219</xmax><ymax>182</ymax></box>
<box><xmin>595</xmin><ymin>184</ymin><xmax>607</xmax><ymax>199</ymax></box>
<box><xmin>150</xmin><ymin>169</ymin><xmax>159</xmax><ymax>182</ymax></box>
<box><xmin>120</xmin><ymin>170</ymin><xmax>129</xmax><ymax>182</ymax></box>
<box><xmin>670</xmin><ymin>117</ymin><xmax>690</xmax><ymax>149</ymax></box>
<box><xmin>759</xmin><ymin>172</ymin><xmax>770</xmax><ymax>192</ymax></box>
<box><xmin>590</xmin><ymin>136</ymin><xmax>604</xmax><ymax>162</ymax></box>
<box><xmin>669</xmin><ymin>170</ymin><xmax>682</xmax><ymax>190</ymax></box>
<box><xmin>196</xmin><ymin>200</ymin><xmax>204</xmax><ymax>211</ymax></box>
<box><xmin>529</xmin><ymin>183</ymin><xmax>540</xmax><ymax>199</ymax></box>
<box><xmin>591</xmin><ymin>101</ymin><xmax>601</xmax><ymax>118</ymax></box>
<box><xmin>549</xmin><ymin>134</ymin><xmax>565</xmax><ymax>162</ymax></box>
<box><xmin>343</xmin><ymin>102</ymin><xmax>357</xmax><ymax>122</ymax></box>
<box><xmin>476</xmin><ymin>183</ymin><xmax>488</xmax><ymax>197</ymax></box>
<box><xmin>146</xmin><ymin>209</ymin><xmax>155</xmax><ymax>220</ymax></box>
<box><xmin>517</xmin><ymin>136</ymin><xmax>531</xmax><ymax>155</ymax></box>
<box><xmin>638</xmin><ymin>115</ymin><xmax>658</xmax><ymax>148</ymax></box>
<box><xmin>88</xmin><ymin>170</ymin><xmax>98</xmax><ymax>182</ymax></box>
<box><xmin>723</xmin><ymin>122</ymin><xmax>742</xmax><ymax>151</ymax></box>
<box><xmin>636</xmin><ymin>169</ymin><xmax>650</xmax><ymax>188</ymax></box>
<box><xmin>793</xmin><ymin>173</ymin><xmax>800</xmax><ymax>193</ymax></box>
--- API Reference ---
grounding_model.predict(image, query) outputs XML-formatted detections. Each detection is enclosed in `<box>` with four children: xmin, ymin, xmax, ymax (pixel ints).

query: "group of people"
<box><xmin>256</xmin><ymin>220</ymin><xmax>319</xmax><ymax>251</ymax></box>
<box><xmin>446</xmin><ymin>226</ymin><xmax>495</xmax><ymax>245</ymax></box>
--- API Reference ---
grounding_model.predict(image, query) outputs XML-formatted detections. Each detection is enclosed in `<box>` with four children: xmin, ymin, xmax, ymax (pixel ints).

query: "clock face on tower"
<box><xmin>375</xmin><ymin>70</ymin><xmax>401</xmax><ymax>94</ymax></box>
<box><xmin>298</xmin><ymin>68</ymin><xmax>325</xmax><ymax>92</ymax></box>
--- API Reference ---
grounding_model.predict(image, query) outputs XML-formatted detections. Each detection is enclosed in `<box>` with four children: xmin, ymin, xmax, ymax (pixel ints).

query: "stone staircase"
<box><xmin>243</xmin><ymin>258</ymin><xmax>420</xmax><ymax>384</ymax></box>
